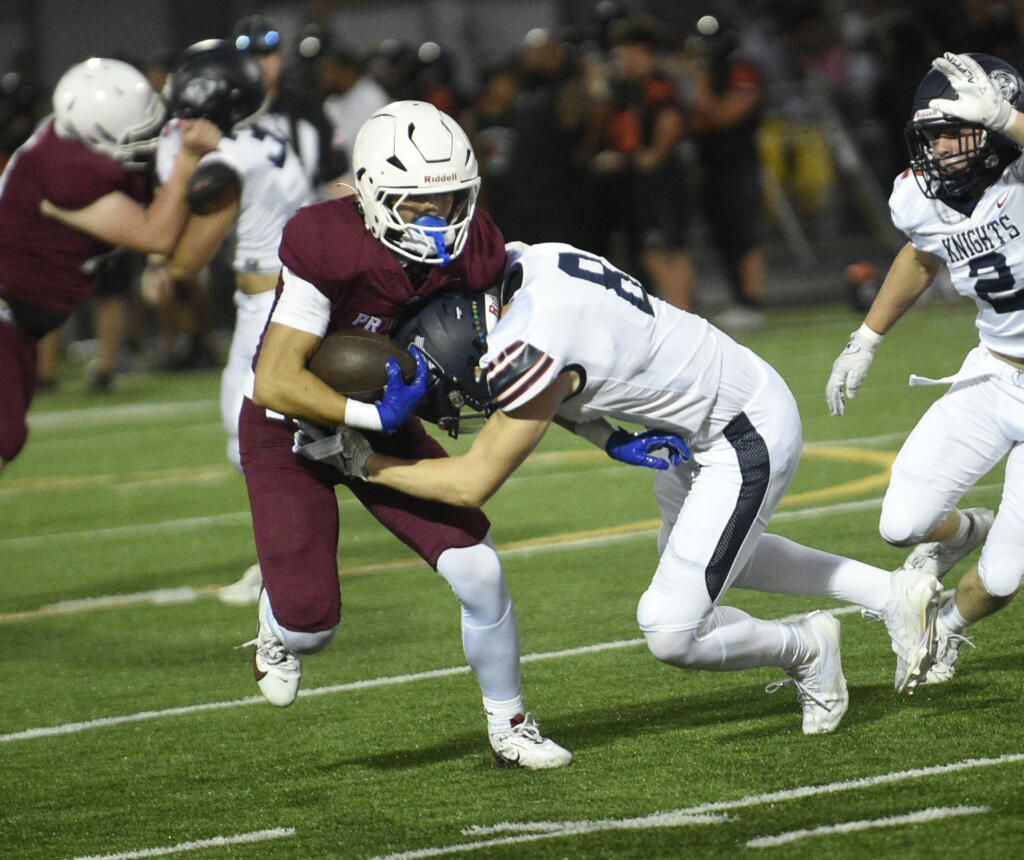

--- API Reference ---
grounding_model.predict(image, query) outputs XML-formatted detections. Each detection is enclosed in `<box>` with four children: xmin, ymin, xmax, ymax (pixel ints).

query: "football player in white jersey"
<box><xmin>826</xmin><ymin>52</ymin><xmax>1024</xmax><ymax>684</ymax></box>
<box><xmin>159</xmin><ymin>41</ymin><xmax>313</xmax><ymax>602</ymax></box>
<box><xmin>312</xmin><ymin>242</ymin><xmax>946</xmax><ymax>735</ymax></box>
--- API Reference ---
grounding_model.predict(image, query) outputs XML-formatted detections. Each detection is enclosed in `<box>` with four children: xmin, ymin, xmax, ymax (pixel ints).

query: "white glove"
<box><xmin>929</xmin><ymin>52</ymin><xmax>1016</xmax><ymax>132</ymax></box>
<box><xmin>825</xmin><ymin>323</ymin><xmax>884</xmax><ymax>416</ymax></box>
<box><xmin>293</xmin><ymin>421</ymin><xmax>373</xmax><ymax>480</ymax></box>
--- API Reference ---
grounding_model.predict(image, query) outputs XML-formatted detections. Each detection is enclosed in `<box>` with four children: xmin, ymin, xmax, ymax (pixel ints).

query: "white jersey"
<box><xmin>890</xmin><ymin>153</ymin><xmax>1024</xmax><ymax>356</ymax></box>
<box><xmin>481</xmin><ymin>243</ymin><xmax>763</xmax><ymax>444</ymax></box>
<box><xmin>156</xmin><ymin>117</ymin><xmax>313</xmax><ymax>275</ymax></box>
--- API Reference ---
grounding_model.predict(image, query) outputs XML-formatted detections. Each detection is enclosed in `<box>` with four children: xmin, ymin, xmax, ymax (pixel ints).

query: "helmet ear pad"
<box><xmin>905</xmin><ymin>52</ymin><xmax>1024</xmax><ymax>200</ymax></box>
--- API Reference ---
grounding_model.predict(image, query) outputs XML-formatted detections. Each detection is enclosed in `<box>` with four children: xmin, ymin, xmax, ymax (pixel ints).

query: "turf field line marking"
<box><xmin>29</xmin><ymin>399</ymin><xmax>217</xmax><ymax>431</ymax></box>
<box><xmin>0</xmin><ymin>640</ymin><xmax>644</xmax><ymax>742</ymax></box>
<box><xmin>0</xmin><ymin>465</ymin><xmax>236</xmax><ymax>497</ymax></box>
<box><xmin>64</xmin><ymin>827</ymin><xmax>296</xmax><ymax>860</ymax></box>
<box><xmin>369</xmin><ymin>812</ymin><xmax>727</xmax><ymax>860</ymax></box>
<box><xmin>745</xmin><ymin>805</ymin><xmax>989</xmax><ymax>848</ymax></box>
<box><xmin>369</xmin><ymin>760</ymin><xmax>1019</xmax><ymax>859</ymax></box>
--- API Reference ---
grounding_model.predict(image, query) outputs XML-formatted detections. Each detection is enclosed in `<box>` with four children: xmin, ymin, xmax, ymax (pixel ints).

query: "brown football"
<box><xmin>307</xmin><ymin>330</ymin><xmax>418</xmax><ymax>402</ymax></box>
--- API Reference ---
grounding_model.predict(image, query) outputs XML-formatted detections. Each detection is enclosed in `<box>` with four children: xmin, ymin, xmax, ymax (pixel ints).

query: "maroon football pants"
<box><xmin>239</xmin><ymin>397</ymin><xmax>490</xmax><ymax>633</ymax></box>
<box><xmin>0</xmin><ymin>319</ymin><xmax>38</xmax><ymax>463</ymax></box>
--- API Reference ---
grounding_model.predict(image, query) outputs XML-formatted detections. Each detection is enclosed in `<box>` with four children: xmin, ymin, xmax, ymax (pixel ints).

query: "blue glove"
<box><xmin>375</xmin><ymin>345</ymin><xmax>429</xmax><ymax>434</ymax></box>
<box><xmin>605</xmin><ymin>427</ymin><xmax>690</xmax><ymax>470</ymax></box>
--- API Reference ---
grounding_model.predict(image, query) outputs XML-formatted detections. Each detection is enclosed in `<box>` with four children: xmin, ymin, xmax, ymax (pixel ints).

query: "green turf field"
<box><xmin>2</xmin><ymin>301</ymin><xmax>1021</xmax><ymax>859</ymax></box>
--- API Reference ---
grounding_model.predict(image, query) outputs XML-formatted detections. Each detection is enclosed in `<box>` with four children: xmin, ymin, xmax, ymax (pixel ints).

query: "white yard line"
<box><xmin>29</xmin><ymin>400</ymin><xmax>218</xmax><ymax>431</ymax></box>
<box><xmin>746</xmin><ymin>805</ymin><xmax>989</xmax><ymax>848</ymax></box>
<box><xmin>366</xmin><ymin>761</ymin><xmax>1016</xmax><ymax>860</ymax></box>
<box><xmin>0</xmin><ymin>599</ymin><xmax>951</xmax><ymax>743</ymax></box>
<box><xmin>65</xmin><ymin>827</ymin><xmax>295</xmax><ymax>860</ymax></box>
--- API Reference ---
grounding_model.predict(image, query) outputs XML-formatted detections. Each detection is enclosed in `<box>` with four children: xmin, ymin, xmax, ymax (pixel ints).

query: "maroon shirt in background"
<box><xmin>0</xmin><ymin>120</ymin><xmax>148</xmax><ymax>318</ymax></box>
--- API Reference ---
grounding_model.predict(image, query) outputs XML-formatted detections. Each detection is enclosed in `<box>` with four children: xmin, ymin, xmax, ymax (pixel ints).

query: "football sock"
<box><xmin>938</xmin><ymin>597</ymin><xmax>971</xmax><ymax>634</ymax></box>
<box><xmin>735</xmin><ymin>533</ymin><xmax>889</xmax><ymax>613</ymax></box>
<box><xmin>484</xmin><ymin>695</ymin><xmax>526</xmax><ymax>735</ymax></box>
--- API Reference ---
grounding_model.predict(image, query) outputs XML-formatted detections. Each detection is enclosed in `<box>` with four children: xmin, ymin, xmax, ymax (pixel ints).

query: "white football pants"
<box><xmin>881</xmin><ymin>346</ymin><xmax>1024</xmax><ymax>597</ymax></box>
<box><xmin>639</xmin><ymin>347</ymin><xmax>891</xmax><ymax>671</ymax></box>
<box><xmin>222</xmin><ymin>289</ymin><xmax>276</xmax><ymax>472</ymax></box>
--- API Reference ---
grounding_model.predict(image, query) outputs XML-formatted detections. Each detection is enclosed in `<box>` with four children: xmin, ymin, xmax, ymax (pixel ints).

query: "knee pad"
<box><xmin>436</xmin><ymin>541</ymin><xmax>509</xmax><ymax>623</ymax></box>
<box><xmin>878</xmin><ymin>503</ymin><xmax>937</xmax><ymax>547</ymax></box>
<box><xmin>644</xmin><ymin>627</ymin><xmax>702</xmax><ymax>668</ymax></box>
<box><xmin>637</xmin><ymin>581</ymin><xmax>706</xmax><ymax>634</ymax></box>
<box><xmin>979</xmin><ymin>542</ymin><xmax>1024</xmax><ymax>597</ymax></box>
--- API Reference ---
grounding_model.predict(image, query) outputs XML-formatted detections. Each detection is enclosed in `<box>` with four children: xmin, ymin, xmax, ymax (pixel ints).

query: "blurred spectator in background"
<box><xmin>319</xmin><ymin>44</ymin><xmax>389</xmax><ymax>183</ymax></box>
<box><xmin>411</xmin><ymin>41</ymin><xmax>464</xmax><ymax>115</ymax></box>
<box><xmin>366</xmin><ymin>38</ymin><xmax>421</xmax><ymax>101</ymax></box>
<box><xmin>687</xmin><ymin>12</ymin><xmax>767</xmax><ymax>331</ymax></box>
<box><xmin>233</xmin><ymin>14</ymin><xmax>344</xmax><ymax>198</ymax></box>
<box><xmin>469</xmin><ymin>28</ymin><xmax>600</xmax><ymax>247</ymax></box>
<box><xmin>589</xmin><ymin>13</ymin><xmax>694</xmax><ymax>310</ymax></box>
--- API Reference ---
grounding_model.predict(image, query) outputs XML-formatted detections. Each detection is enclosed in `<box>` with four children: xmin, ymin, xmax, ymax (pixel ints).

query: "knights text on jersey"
<box><xmin>276</xmin><ymin>198</ymin><xmax>506</xmax><ymax>335</ymax></box>
<box><xmin>890</xmin><ymin>156</ymin><xmax>1024</xmax><ymax>355</ymax></box>
<box><xmin>0</xmin><ymin>120</ymin><xmax>148</xmax><ymax>315</ymax></box>
<box><xmin>156</xmin><ymin>118</ymin><xmax>314</xmax><ymax>274</ymax></box>
<box><xmin>481</xmin><ymin>243</ymin><xmax>726</xmax><ymax>438</ymax></box>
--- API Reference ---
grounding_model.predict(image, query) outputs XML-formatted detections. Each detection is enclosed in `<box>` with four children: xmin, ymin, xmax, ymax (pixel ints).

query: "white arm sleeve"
<box><xmin>269</xmin><ymin>266</ymin><xmax>331</xmax><ymax>337</ymax></box>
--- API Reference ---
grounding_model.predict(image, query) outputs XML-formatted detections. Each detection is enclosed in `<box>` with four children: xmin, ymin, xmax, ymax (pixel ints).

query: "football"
<box><xmin>307</xmin><ymin>330</ymin><xmax>418</xmax><ymax>402</ymax></box>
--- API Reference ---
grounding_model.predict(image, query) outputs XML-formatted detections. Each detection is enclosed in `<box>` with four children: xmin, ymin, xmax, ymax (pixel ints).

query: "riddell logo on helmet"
<box><xmin>423</xmin><ymin>172</ymin><xmax>458</xmax><ymax>183</ymax></box>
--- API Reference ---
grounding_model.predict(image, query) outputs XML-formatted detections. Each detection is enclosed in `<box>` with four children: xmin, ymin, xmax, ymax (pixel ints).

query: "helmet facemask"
<box><xmin>905</xmin><ymin>115</ymin><xmax>999</xmax><ymax>200</ymax></box>
<box><xmin>376</xmin><ymin>186</ymin><xmax>480</xmax><ymax>265</ymax></box>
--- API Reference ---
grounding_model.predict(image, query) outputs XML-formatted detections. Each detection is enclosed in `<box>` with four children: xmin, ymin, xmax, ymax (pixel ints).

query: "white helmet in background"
<box><xmin>352</xmin><ymin>100</ymin><xmax>480</xmax><ymax>265</ymax></box>
<box><xmin>52</xmin><ymin>58</ymin><xmax>166</xmax><ymax>169</ymax></box>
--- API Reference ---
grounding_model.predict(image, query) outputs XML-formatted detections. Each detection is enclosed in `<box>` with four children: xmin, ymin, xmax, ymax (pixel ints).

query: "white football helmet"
<box><xmin>352</xmin><ymin>100</ymin><xmax>480</xmax><ymax>265</ymax></box>
<box><xmin>52</xmin><ymin>58</ymin><xmax>167</xmax><ymax>170</ymax></box>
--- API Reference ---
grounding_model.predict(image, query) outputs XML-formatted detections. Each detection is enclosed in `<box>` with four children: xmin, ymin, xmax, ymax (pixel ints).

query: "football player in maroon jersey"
<box><xmin>0</xmin><ymin>57</ymin><xmax>221</xmax><ymax>474</ymax></box>
<box><xmin>235</xmin><ymin>100</ymin><xmax>572</xmax><ymax>768</ymax></box>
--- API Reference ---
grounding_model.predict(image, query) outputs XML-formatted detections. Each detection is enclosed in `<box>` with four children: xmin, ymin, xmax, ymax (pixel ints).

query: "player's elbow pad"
<box><xmin>186</xmin><ymin>161</ymin><xmax>241</xmax><ymax>215</ymax></box>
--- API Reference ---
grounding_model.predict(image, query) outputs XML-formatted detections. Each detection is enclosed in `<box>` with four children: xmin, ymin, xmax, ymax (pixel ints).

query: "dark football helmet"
<box><xmin>165</xmin><ymin>39</ymin><xmax>266</xmax><ymax>134</ymax></box>
<box><xmin>393</xmin><ymin>291</ymin><xmax>498</xmax><ymax>437</ymax></box>
<box><xmin>905</xmin><ymin>53</ymin><xmax>1024</xmax><ymax>200</ymax></box>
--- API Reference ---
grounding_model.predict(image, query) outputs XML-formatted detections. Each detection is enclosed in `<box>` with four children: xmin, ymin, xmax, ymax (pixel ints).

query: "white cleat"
<box><xmin>922</xmin><ymin>628</ymin><xmax>974</xmax><ymax>684</ymax></box>
<box><xmin>217</xmin><ymin>563</ymin><xmax>263</xmax><ymax>605</ymax></box>
<box><xmin>884</xmin><ymin>567</ymin><xmax>942</xmax><ymax>693</ymax></box>
<box><xmin>489</xmin><ymin>713</ymin><xmax>573</xmax><ymax>769</ymax></box>
<box><xmin>767</xmin><ymin>610</ymin><xmax>848</xmax><ymax>735</ymax></box>
<box><xmin>238</xmin><ymin>594</ymin><xmax>302</xmax><ymax>707</ymax></box>
<box><xmin>902</xmin><ymin>508</ymin><xmax>994</xmax><ymax>580</ymax></box>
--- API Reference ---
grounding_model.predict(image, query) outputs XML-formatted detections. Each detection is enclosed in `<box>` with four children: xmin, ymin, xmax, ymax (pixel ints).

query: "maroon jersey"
<box><xmin>277</xmin><ymin>196</ymin><xmax>506</xmax><ymax>335</ymax></box>
<box><xmin>0</xmin><ymin>119</ymin><xmax>148</xmax><ymax>331</ymax></box>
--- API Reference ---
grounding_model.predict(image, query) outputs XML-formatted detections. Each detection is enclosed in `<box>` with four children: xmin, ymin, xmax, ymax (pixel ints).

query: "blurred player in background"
<box><xmin>0</xmin><ymin>57</ymin><xmax>219</xmax><ymax>476</ymax></box>
<box><xmin>827</xmin><ymin>52</ymin><xmax>1024</xmax><ymax>684</ymax></box>
<box><xmin>233</xmin><ymin>14</ymin><xmax>346</xmax><ymax>198</ymax></box>
<box><xmin>325</xmin><ymin>240</ymin><xmax>948</xmax><ymax>734</ymax></box>
<box><xmin>157</xmin><ymin>40</ymin><xmax>315</xmax><ymax>603</ymax></box>
<box><xmin>236</xmin><ymin>100</ymin><xmax>572</xmax><ymax>768</ymax></box>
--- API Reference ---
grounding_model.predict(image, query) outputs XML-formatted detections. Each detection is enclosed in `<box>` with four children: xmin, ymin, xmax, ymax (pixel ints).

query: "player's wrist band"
<box><xmin>344</xmin><ymin>398</ymin><xmax>383</xmax><ymax>432</ymax></box>
<box><xmin>855</xmin><ymin>322</ymin><xmax>884</xmax><ymax>349</ymax></box>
